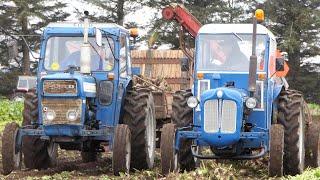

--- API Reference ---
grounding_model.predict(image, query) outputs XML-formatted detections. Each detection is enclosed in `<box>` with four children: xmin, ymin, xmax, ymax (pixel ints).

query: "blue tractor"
<box><xmin>160</xmin><ymin>9</ymin><xmax>319</xmax><ymax>176</ymax></box>
<box><xmin>2</xmin><ymin>15</ymin><xmax>156</xmax><ymax>175</ymax></box>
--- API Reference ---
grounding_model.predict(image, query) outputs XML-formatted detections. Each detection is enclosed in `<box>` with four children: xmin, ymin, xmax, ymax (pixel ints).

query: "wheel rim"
<box><xmin>13</xmin><ymin>128</ymin><xmax>21</xmax><ymax>169</ymax></box>
<box><xmin>298</xmin><ymin>108</ymin><xmax>304</xmax><ymax>166</ymax></box>
<box><xmin>125</xmin><ymin>135</ymin><xmax>131</xmax><ymax>172</ymax></box>
<box><xmin>173</xmin><ymin>151</ymin><xmax>178</xmax><ymax>171</ymax></box>
<box><xmin>145</xmin><ymin>102</ymin><xmax>155</xmax><ymax>167</ymax></box>
<box><xmin>47</xmin><ymin>141</ymin><xmax>56</xmax><ymax>158</ymax></box>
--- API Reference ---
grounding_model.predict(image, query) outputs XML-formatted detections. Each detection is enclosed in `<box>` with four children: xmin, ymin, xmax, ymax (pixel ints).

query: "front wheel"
<box><xmin>305</xmin><ymin>124</ymin><xmax>320</xmax><ymax>167</ymax></box>
<box><xmin>269</xmin><ymin>124</ymin><xmax>284</xmax><ymax>177</ymax></box>
<box><xmin>2</xmin><ymin>122</ymin><xmax>21</xmax><ymax>175</ymax></box>
<box><xmin>160</xmin><ymin>123</ymin><xmax>178</xmax><ymax>175</ymax></box>
<box><xmin>113</xmin><ymin>124</ymin><xmax>131</xmax><ymax>176</ymax></box>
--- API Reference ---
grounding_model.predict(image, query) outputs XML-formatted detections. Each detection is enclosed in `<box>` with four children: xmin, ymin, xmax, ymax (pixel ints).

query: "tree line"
<box><xmin>0</xmin><ymin>0</ymin><xmax>319</xmax><ymax>103</ymax></box>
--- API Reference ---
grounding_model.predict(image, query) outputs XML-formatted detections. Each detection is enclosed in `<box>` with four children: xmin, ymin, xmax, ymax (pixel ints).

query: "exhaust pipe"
<box><xmin>80</xmin><ymin>11</ymin><xmax>91</xmax><ymax>74</ymax></box>
<box><xmin>248</xmin><ymin>17</ymin><xmax>257</xmax><ymax>97</ymax></box>
<box><xmin>248</xmin><ymin>9</ymin><xmax>264</xmax><ymax>97</ymax></box>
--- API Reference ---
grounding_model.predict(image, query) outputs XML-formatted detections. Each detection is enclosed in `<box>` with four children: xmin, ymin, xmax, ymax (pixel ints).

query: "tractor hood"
<box><xmin>40</xmin><ymin>72</ymin><xmax>96</xmax><ymax>98</ymax></box>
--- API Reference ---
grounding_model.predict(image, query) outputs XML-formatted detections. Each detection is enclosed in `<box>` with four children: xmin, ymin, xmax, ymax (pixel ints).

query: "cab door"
<box><xmin>114</xmin><ymin>33</ymin><xmax>129</xmax><ymax>125</ymax></box>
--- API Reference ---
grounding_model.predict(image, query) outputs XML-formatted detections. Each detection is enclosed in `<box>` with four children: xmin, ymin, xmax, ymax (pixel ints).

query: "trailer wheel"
<box><xmin>122</xmin><ymin>89</ymin><xmax>156</xmax><ymax>170</ymax></box>
<box><xmin>22</xmin><ymin>92</ymin><xmax>57</xmax><ymax>169</ymax></box>
<box><xmin>269</xmin><ymin>124</ymin><xmax>284</xmax><ymax>177</ymax></box>
<box><xmin>171</xmin><ymin>89</ymin><xmax>195</xmax><ymax>171</ymax></box>
<box><xmin>305</xmin><ymin>124</ymin><xmax>320</xmax><ymax>167</ymax></box>
<box><xmin>2</xmin><ymin>122</ymin><xmax>21</xmax><ymax>175</ymax></box>
<box><xmin>278</xmin><ymin>89</ymin><xmax>305</xmax><ymax>175</ymax></box>
<box><xmin>161</xmin><ymin>123</ymin><xmax>178</xmax><ymax>175</ymax></box>
<box><xmin>113</xmin><ymin>124</ymin><xmax>131</xmax><ymax>176</ymax></box>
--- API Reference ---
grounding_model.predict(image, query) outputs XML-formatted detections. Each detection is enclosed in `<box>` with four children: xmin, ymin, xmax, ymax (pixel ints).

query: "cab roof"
<box><xmin>198</xmin><ymin>24</ymin><xmax>276</xmax><ymax>40</ymax></box>
<box><xmin>44</xmin><ymin>22</ymin><xmax>128</xmax><ymax>36</ymax></box>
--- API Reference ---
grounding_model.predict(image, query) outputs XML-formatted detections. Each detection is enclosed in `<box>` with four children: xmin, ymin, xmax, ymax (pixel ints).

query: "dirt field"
<box><xmin>1</xmin><ymin>116</ymin><xmax>319</xmax><ymax>179</ymax></box>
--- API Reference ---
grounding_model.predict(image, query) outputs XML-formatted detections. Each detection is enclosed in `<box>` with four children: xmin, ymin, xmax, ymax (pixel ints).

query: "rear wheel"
<box><xmin>269</xmin><ymin>124</ymin><xmax>284</xmax><ymax>177</ymax></box>
<box><xmin>2</xmin><ymin>122</ymin><xmax>21</xmax><ymax>175</ymax></box>
<box><xmin>278</xmin><ymin>89</ymin><xmax>305</xmax><ymax>175</ymax></box>
<box><xmin>160</xmin><ymin>123</ymin><xmax>178</xmax><ymax>175</ymax></box>
<box><xmin>122</xmin><ymin>89</ymin><xmax>156</xmax><ymax>170</ymax></box>
<box><xmin>171</xmin><ymin>90</ymin><xmax>195</xmax><ymax>171</ymax></box>
<box><xmin>113</xmin><ymin>124</ymin><xmax>131</xmax><ymax>176</ymax></box>
<box><xmin>22</xmin><ymin>92</ymin><xmax>57</xmax><ymax>169</ymax></box>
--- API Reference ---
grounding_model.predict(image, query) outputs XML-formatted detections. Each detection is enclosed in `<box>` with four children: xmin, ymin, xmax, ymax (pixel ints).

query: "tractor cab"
<box><xmin>37</xmin><ymin>22</ymin><xmax>129</xmax><ymax>129</ymax></box>
<box><xmin>160</xmin><ymin>9</ymin><xmax>314</xmax><ymax>177</ymax></box>
<box><xmin>2</xmin><ymin>15</ymin><xmax>156</xmax><ymax>176</ymax></box>
<box><xmin>192</xmin><ymin>24</ymin><xmax>279</xmax><ymax>147</ymax></box>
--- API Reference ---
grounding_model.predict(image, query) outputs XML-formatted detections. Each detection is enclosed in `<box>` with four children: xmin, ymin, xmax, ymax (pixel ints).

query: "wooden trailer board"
<box><xmin>131</xmin><ymin>50</ymin><xmax>190</xmax><ymax>92</ymax></box>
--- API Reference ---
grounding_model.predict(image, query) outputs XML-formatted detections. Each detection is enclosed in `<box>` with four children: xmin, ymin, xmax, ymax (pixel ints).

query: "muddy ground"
<box><xmin>0</xmin><ymin>116</ymin><xmax>319</xmax><ymax>179</ymax></box>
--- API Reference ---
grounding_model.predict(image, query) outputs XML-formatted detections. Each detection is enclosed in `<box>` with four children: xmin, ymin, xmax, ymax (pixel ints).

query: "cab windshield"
<box><xmin>44</xmin><ymin>36</ymin><xmax>114</xmax><ymax>71</ymax></box>
<box><xmin>196</xmin><ymin>34</ymin><xmax>266</xmax><ymax>72</ymax></box>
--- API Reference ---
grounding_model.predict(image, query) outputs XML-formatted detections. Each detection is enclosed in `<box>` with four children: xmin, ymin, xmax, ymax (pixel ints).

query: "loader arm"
<box><xmin>162</xmin><ymin>4</ymin><xmax>202</xmax><ymax>62</ymax></box>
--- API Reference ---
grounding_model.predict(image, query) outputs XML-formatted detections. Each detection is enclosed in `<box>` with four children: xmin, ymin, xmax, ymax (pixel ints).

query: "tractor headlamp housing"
<box><xmin>245</xmin><ymin>97</ymin><xmax>257</xmax><ymax>109</ymax></box>
<box><xmin>66</xmin><ymin>110</ymin><xmax>78</xmax><ymax>121</ymax></box>
<box><xmin>45</xmin><ymin>110</ymin><xmax>56</xmax><ymax>122</ymax></box>
<box><xmin>187</xmin><ymin>96</ymin><xmax>199</xmax><ymax>108</ymax></box>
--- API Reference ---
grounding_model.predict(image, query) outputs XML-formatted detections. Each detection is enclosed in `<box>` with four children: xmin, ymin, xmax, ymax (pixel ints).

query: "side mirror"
<box><xmin>95</xmin><ymin>28</ymin><xmax>102</xmax><ymax>47</ymax></box>
<box><xmin>7</xmin><ymin>40</ymin><xmax>18</xmax><ymax>59</ymax></box>
<box><xmin>276</xmin><ymin>58</ymin><xmax>285</xmax><ymax>71</ymax></box>
<box><xmin>281</xmin><ymin>52</ymin><xmax>288</xmax><ymax>61</ymax></box>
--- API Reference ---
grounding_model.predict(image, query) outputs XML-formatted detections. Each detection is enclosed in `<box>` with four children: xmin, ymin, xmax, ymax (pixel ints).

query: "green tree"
<box><xmin>75</xmin><ymin>0</ymin><xmax>142</xmax><ymax>26</ymax></box>
<box><xmin>264</xmin><ymin>0</ymin><xmax>320</xmax><ymax>102</ymax></box>
<box><xmin>265</xmin><ymin>0</ymin><xmax>320</xmax><ymax>77</ymax></box>
<box><xmin>0</xmin><ymin>0</ymin><xmax>69</xmax><ymax>75</ymax></box>
<box><xmin>144</xmin><ymin>0</ymin><xmax>252</xmax><ymax>49</ymax></box>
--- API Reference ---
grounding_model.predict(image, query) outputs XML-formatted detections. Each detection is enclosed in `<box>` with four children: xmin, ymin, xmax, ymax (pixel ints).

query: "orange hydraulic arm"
<box><xmin>162</xmin><ymin>4</ymin><xmax>202</xmax><ymax>38</ymax></box>
<box><xmin>162</xmin><ymin>4</ymin><xmax>203</xmax><ymax>85</ymax></box>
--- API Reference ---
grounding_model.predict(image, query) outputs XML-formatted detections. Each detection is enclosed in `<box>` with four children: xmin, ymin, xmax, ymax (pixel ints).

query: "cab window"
<box><xmin>119</xmin><ymin>35</ymin><xmax>127</xmax><ymax>78</ymax></box>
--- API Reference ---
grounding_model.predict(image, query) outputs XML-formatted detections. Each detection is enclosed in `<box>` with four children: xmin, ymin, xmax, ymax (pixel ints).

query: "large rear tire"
<box><xmin>160</xmin><ymin>123</ymin><xmax>178</xmax><ymax>175</ymax></box>
<box><xmin>113</xmin><ymin>124</ymin><xmax>131</xmax><ymax>176</ymax></box>
<box><xmin>278</xmin><ymin>89</ymin><xmax>305</xmax><ymax>175</ymax></box>
<box><xmin>122</xmin><ymin>89</ymin><xmax>156</xmax><ymax>170</ymax></box>
<box><xmin>269</xmin><ymin>124</ymin><xmax>284</xmax><ymax>177</ymax></box>
<box><xmin>2</xmin><ymin>122</ymin><xmax>21</xmax><ymax>175</ymax></box>
<box><xmin>22</xmin><ymin>92</ymin><xmax>57</xmax><ymax>169</ymax></box>
<box><xmin>171</xmin><ymin>90</ymin><xmax>195</xmax><ymax>171</ymax></box>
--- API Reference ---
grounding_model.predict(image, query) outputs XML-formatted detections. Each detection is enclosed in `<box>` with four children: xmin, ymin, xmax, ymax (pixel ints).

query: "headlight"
<box><xmin>216</xmin><ymin>90</ymin><xmax>224</xmax><ymax>98</ymax></box>
<box><xmin>45</xmin><ymin>110</ymin><xmax>56</xmax><ymax>121</ymax></box>
<box><xmin>66</xmin><ymin>110</ymin><xmax>78</xmax><ymax>121</ymax></box>
<box><xmin>187</xmin><ymin>96</ymin><xmax>199</xmax><ymax>108</ymax></box>
<box><xmin>246</xmin><ymin>97</ymin><xmax>257</xmax><ymax>109</ymax></box>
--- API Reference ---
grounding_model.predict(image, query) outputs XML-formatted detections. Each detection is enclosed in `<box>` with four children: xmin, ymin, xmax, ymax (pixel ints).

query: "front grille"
<box><xmin>42</xmin><ymin>98</ymin><xmax>82</xmax><ymax>125</ymax></box>
<box><xmin>203</xmin><ymin>99</ymin><xmax>237</xmax><ymax>133</ymax></box>
<box><xmin>43</xmin><ymin>80</ymin><xmax>77</xmax><ymax>95</ymax></box>
<box><xmin>221</xmin><ymin>100</ymin><xmax>237</xmax><ymax>133</ymax></box>
<box><xmin>204</xmin><ymin>100</ymin><xmax>219</xmax><ymax>133</ymax></box>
